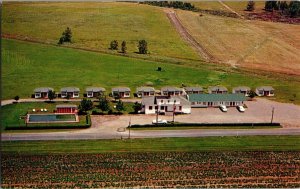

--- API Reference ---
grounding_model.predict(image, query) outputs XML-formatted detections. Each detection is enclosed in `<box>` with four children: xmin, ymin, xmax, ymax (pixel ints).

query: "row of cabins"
<box><xmin>34</xmin><ymin>86</ymin><xmax>275</xmax><ymax>99</ymax></box>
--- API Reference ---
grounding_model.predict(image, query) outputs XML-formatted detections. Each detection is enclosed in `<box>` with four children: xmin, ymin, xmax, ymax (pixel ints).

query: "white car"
<box><xmin>152</xmin><ymin>119</ymin><xmax>168</xmax><ymax>124</ymax></box>
<box><xmin>237</xmin><ymin>106</ymin><xmax>245</xmax><ymax>112</ymax></box>
<box><xmin>219</xmin><ymin>105</ymin><xmax>228</xmax><ymax>112</ymax></box>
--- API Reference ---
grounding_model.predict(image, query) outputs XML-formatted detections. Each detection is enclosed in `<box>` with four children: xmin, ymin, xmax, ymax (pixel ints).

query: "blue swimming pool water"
<box><xmin>28</xmin><ymin>114</ymin><xmax>76</xmax><ymax>122</ymax></box>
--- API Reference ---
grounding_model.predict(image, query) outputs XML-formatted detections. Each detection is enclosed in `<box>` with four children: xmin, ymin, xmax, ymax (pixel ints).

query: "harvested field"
<box><xmin>2</xmin><ymin>151</ymin><xmax>300</xmax><ymax>188</ymax></box>
<box><xmin>176</xmin><ymin>9</ymin><xmax>300</xmax><ymax>75</ymax></box>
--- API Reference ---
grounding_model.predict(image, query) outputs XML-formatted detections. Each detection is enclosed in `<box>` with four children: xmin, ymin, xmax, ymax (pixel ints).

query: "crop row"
<box><xmin>2</xmin><ymin>151</ymin><xmax>300</xmax><ymax>188</ymax></box>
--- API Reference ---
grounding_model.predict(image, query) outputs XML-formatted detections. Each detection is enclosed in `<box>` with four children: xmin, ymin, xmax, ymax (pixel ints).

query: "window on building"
<box><xmin>160</xmin><ymin>106</ymin><xmax>164</xmax><ymax>110</ymax></box>
<box><xmin>149</xmin><ymin>106</ymin><xmax>153</xmax><ymax>110</ymax></box>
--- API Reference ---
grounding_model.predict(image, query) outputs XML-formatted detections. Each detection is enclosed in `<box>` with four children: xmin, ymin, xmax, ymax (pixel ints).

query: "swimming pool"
<box><xmin>28</xmin><ymin>114</ymin><xmax>77</xmax><ymax>123</ymax></box>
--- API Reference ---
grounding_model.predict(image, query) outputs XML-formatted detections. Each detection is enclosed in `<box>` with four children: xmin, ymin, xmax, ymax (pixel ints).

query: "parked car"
<box><xmin>152</xmin><ymin>119</ymin><xmax>167</xmax><ymax>124</ymax></box>
<box><xmin>219</xmin><ymin>105</ymin><xmax>228</xmax><ymax>112</ymax></box>
<box><xmin>237</xmin><ymin>105</ymin><xmax>245</xmax><ymax>112</ymax></box>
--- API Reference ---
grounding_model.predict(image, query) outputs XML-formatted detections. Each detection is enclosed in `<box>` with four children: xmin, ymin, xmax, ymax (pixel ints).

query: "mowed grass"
<box><xmin>176</xmin><ymin>9</ymin><xmax>300</xmax><ymax>75</ymax></box>
<box><xmin>2</xmin><ymin>136</ymin><xmax>300</xmax><ymax>154</ymax></box>
<box><xmin>2</xmin><ymin>2</ymin><xmax>200</xmax><ymax>62</ymax></box>
<box><xmin>2</xmin><ymin>39</ymin><xmax>300</xmax><ymax>104</ymax></box>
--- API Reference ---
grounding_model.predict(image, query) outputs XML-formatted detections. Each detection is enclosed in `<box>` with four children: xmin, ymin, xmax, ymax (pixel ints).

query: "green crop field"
<box><xmin>2</xmin><ymin>39</ymin><xmax>300</xmax><ymax>104</ymax></box>
<box><xmin>2</xmin><ymin>2</ymin><xmax>200</xmax><ymax>62</ymax></box>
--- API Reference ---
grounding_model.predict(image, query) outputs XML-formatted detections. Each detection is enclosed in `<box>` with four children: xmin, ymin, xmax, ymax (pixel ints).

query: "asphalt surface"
<box><xmin>2</xmin><ymin>128</ymin><xmax>300</xmax><ymax>141</ymax></box>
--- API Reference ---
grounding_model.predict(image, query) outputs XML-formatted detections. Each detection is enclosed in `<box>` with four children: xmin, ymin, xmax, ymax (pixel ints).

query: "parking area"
<box><xmin>87</xmin><ymin>98</ymin><xmax>300</xmax><ymax>133</ymax></box>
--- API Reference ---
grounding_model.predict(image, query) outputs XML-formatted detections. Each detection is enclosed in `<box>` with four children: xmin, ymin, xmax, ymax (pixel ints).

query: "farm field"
<box><xmin>176</xmin><ymin>9</ymin><xmax>300</xmax><ymax>75</ymax></box>
<box><xmin>2</xmin><ymin>151</ymin><xmax>300</xmax><ymax>188</ymax></box>
<box><xmin>1</xmin><ymin>2</ymin><xmax>200</xmax><ymax>62</ymax></box>
<box><xmin>2</xmin><ymin>39</ymin><xmax>300</xmax><ymax>104</ymax></box>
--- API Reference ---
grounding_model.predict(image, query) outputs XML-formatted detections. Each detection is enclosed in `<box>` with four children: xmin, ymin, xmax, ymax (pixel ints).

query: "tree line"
<box><xmin>247</xmin><ymin>1</ymin><xmax>300</xmax><ymax>17</ymax></box>
<box><xmin>142</xmin><ymin>1</ymin><xmax>196</xmax><ymax>11</ymax></box>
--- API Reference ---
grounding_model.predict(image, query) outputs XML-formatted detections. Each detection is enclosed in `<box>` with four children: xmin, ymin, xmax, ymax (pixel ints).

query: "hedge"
<box><xmin>130</xmin><ymin>122</ymin><xmax>281</xmax><ymax>128</ymax></box>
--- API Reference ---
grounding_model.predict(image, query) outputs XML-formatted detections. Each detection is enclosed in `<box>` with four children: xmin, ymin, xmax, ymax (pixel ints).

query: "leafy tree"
<box><xmin>121</xmin><ymin>41</ymin><xmax>127</xmax><ymax>53</ymax></box>
<box><xmin>99</xmin><ymin>96</ymin><xmax>110</xmax><ymax>112</ymax></box>
<box><xmin>248</xmin><ymin>90</ymin><xmax>256</xmax><ymax>98</ymax></box>
<box><xmin>14</xmin><ymin>95</ymin><xmax>20</xmax><ymax>102</ymax></box>
<box><xmin>246</xmin><ymin>1</ymin><xmax>255</xmax><ymax>11</ymax></box>
<box><xmin>58</xmin><ymin>27</ymin><xmax>72</xmax><ymax>44</ymax></box>
<box><xmin>110</xmin><ymin>40</ymin><xmax>119</xmax><ymax>50</ymax></box>
<box><xmin>138</xmin><ymin>40</ymin><xmax>148</xmax><ymax>54</ymax></box>
<box><xmin>116</xmin><ymin>100</ymin><xmax>125</xmax><ymax>112</ymax></box>
<box><xmin>133</xmin><ymin>102</ymin><xmax>142</xmax><ymax>114</ymax></box>
<box><xmin>289</xmin><ymin>1</ymin><xmax>300</xmax><ymax>17</ymax></box>
<box><xmin>79</xmin><ymin>98</ymin><xmax>93</xmax><ymax>113</ymax></box>
<box><xmin>48</xmin><ymin>90</ymin><xmax>55</xmax><ymax>101</ymax></box>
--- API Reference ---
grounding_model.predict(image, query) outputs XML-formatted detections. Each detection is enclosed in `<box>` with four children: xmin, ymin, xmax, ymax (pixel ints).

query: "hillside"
<box><xmin>2</xmin><ymin>2</ymin><xmax>200</xmax><ymax>62</ymax></box>
<box><xmin>176</xmin><ymin>9</ymin><xmax>300</xmax><ymax>75</ymax></box>
<box><xmin>2</xmin><ymin>39</ymin><xmax>300</xmax><ymax>104</ymax></box>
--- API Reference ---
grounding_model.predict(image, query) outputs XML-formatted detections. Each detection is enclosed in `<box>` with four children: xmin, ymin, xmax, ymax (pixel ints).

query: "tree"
<box><xmin>133</xmin><ymin>102</ymin><xmax>142</xmax><ymax>114</ymax></box>
<box><xmin>79</xmin><ymin>98</ymin><xmax>93</xmax><ymax>113</ymax></box>
<box><xmin>265</xmin><ymin>1</ymin><xmax>278</xmax><ymax>12</ymax></box>
<box><xmin>278</xmin><ymin>1</ymin><xmax>288</xmax><ymax>13</ymax></box>
<box><xmin>110</xmin><ymin>40</ymin><xmax>118</xmax><ymax>50</ymax></box>
<box><xmin>289</xmin><ymin>1</ymin><xmax>300</xmax><ymax>17</ymax></box>
<box><xmin>116</xmin><ymin>100</ymin><xmax>125</xmax><ymax>112</ymax></box>
<box><xmin>121</xmin><ymin>41</ymin><xmax>127</xmax><ymax>53</ymax></box>
<box><xmin>99</xmin><ymin>96</ymin><xmax>110</xmax><ymax>112</ymax></box>
<box><xmin>48</xmin><ymin>90</ymin><xmax>55</xmax><ymax>101</ymax></box>
<box><xmin>246</xmin><ymin>1</ymin><xmax>255</xmax><ymax>11</ymax></box>
<box><xmin>248</xmin><ymin>90</ymin><xmax>256</xmax><ymax>99</ymax></box>
<box><xmin>58</xmin><ymin>27</ymin><xmax>72</xmax><ymax>44</ymax></box>
<box><xmin>138</xmin><ymin>40</ymin><xmax>148</xmax><ymax>54</ymax></box>
<box><xmin>14</xmin><ymin>95</ymin><xmax>20</xmax><ymax>102</ymax></box>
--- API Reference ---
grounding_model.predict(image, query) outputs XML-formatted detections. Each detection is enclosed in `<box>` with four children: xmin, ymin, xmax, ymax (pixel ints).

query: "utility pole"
<box><xmin>271</xmin><ymin>107</ymin><xmax>275</xmax><ymax>124</ymax></box>
<box><xmin>128</xmin><ymin>117</ymin><xmax>131</xmax><ymax>139</ymax></box>
<box><xmin>172</xmin><ymin>103</ymin><xmax>175</xmax><ymax>123</ymax></box>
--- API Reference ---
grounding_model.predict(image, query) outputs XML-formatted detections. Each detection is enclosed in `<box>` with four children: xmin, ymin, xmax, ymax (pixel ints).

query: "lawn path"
<box><xmin>164</xmin><ymin>9</ymin><xmax>218</xmax><ymax>63</ymax></box>
<box><xmin>218</xmin><ymin>1</ymin><xmax>244</xmax><ymax>19</ymax></box>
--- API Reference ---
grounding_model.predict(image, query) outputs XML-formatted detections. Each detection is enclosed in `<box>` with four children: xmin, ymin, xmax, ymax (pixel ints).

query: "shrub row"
<box><xmin>130</xmin><ymin>122</ymin><xmax>281</xmax><ymax>128</ymax></box>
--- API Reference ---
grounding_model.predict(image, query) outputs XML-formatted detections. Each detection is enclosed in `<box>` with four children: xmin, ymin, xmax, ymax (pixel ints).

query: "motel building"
<box><xmin>55</xmin><ymin>104</ymin><xmax>78</xmax><ymax>113</ymax></box>
<box><xmin>86</xmin><ymin>87</ymin><xmax>106</xmax><ymax>98</ymax></box>
<box><xmin>141</xmin><ymin>95</ymin><xmax>191</xmax><ymax>115</ymax></box>
<box><xmin>112</xmin><ymin>87</ymin><xmax>131</xmax><ymax>98</ymax></box>
<box><xmin>161</xmin><ymin>86</ymin><xmax>186</xmax><ymax>96</ymax></box>
<box><xmin>60</xmin><ymin>87</ymin><xmax>80</xmax><ymax>98</ymax></box>
<box><xmin>187</xmin><ymin>94</ymin><xmax>247</xmax><ymax>108</ymax></box>
<box><xmin>255</xmin><ymin>86</ymin><xmax>275</xmax><ymax>97</ymax></box>
<box><xmin>136</xmin><ymin>86</ymin><xmax>155</xmax><ymax>98</ymax></box>
<box><xmin>33</xmin><ymin>87</ymin><xmax>54</xmax><ymax>99</ymax></box>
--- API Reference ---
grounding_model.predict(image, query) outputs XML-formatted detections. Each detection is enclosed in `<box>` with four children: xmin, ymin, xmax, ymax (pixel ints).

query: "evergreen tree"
<box><xmin>138</xmin><ymin>40</ymin><xmax>148</xmax><ymax>54</ymax></box>
<box><xmin>116</xmin><ymin>100</ymin><xmax>125</xmax><ymax>112</ymax></box>
<box><xmin>246</xmin><ymin>1</ymin><xmax>255</xmax><ymax>11</ymax></box>
<box><xmin>99</xmin><ymin>96</ymin><xmax>110</xmax><ymax>112</ymax></box>
<box><xmin>110</xmin><ymin>40</ymin><xmax>119</xmax><ymax>50</ymax></box>
<box><xmin>121</xmin><ymin>41</ymin><xmax>127</xmax><ymax>53</ymax></box>
<box><xmin>48</xmin><ymin>90</ymin><xmax>55</xmax><ymax>101</ymax></box>
<box><xmin>289</xmin><ymin>1</ymin><xmax>300</xmax><ymax>17</ymax></box>
<box><xmin>79</xmin><ymin>98</ymin><xmax>93</xmax><ymax>113</ymax></box>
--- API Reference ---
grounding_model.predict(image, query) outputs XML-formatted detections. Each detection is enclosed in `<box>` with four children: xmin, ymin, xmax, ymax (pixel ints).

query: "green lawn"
<box><xmin>2</xmin><ymin>2</ymin><xmax>200</xmax><ymax>62</ymax></box>
<box><xmin>0</xmin><ymin>102</ymin><xmax>89</xmax><ymax>131</ymax></box>
<box><xmin>2</xmin><ymin>136</ymin><xmax>300</xmax><ymax>154</ymax></box>
<box><xmin>2</xmin><ymin>39</ymin><xmax>300</xmax><ymax>104</ymax></box>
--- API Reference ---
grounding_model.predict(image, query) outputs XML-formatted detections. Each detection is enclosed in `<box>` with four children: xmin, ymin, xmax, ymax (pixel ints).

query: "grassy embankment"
<box><xmin>2</xmin><ymin>136</ymin><xmax>300</xmax><ymax>154</ymax></box>
<box><xmin>2</xmin><ymin>39</ymin><xmax>300</xmax><ymax>104</ymax></box>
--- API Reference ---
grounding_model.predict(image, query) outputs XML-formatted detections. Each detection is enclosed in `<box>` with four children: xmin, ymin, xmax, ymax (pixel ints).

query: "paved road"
<box><xmin>2</xmin><ymin>128</ymin><xmax>300</xmax><ymax>141</ymax></box>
